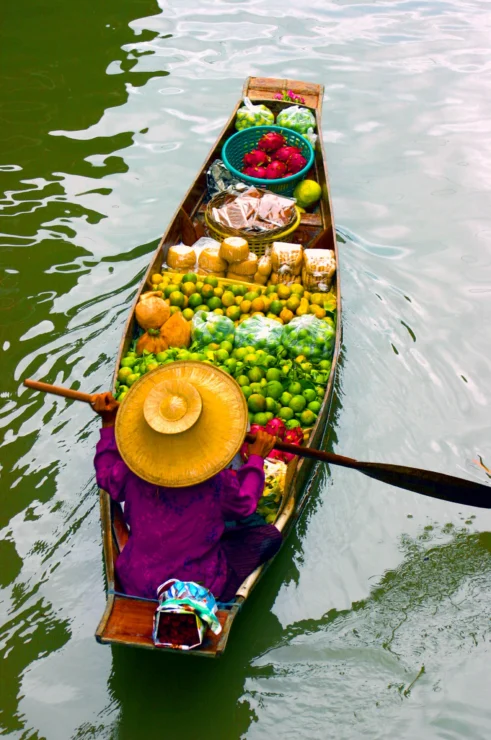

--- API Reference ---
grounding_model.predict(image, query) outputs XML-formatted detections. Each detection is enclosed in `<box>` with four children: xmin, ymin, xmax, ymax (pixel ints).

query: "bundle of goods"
<box><xmin>197</xmin><ymin>245</ymin><xmax>227</xmax><ymax>278</ymax></box>
<box><xmin>269</xmin><ymin>242</ymin><xmax>303</xmax><ymax>285</ymax></box>
<box><xmin>210</xmin><ymin>188</ymin><xmax>296</xmax><ymax>233</ymax></box>
<box><xmin>302</xmin><ymin>249</ymin><xmax>336</xmax><ymax>292</ymax></box>
<box><xmin>276</xmin><ymin>105</ymin><xmax>316</xmax><ymax>139</ymax></box>
<box><xmin>235</xmin><ymin>98</ymin><xmax>275</xmax><ymax>130</ymax></box>
<box><xmin>281</xmin><ymin>314</ymin><xmax>336</xmax><ymax>363</ymax></box>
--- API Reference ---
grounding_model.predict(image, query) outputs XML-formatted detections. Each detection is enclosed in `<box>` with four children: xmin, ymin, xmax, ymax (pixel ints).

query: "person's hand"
<box><xmin>92</xmin><ymin>392</ymin><xmax>119</xmax><ymax>427</ymax></box>
<box><xmin>248</xmin><ymin>429</ymin><xmax>276</xmax><ymax>459</ymax></box>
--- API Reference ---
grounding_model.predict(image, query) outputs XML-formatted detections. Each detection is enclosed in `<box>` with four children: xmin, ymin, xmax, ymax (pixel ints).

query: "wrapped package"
<box><xmin>210</xmin><ymin>188</ymin><xmax>295</xmax><ymax>233</ymax></box>
<box><xmin>269</xmin><ymin>272</ymin><xmax>302</xmax><ymax>286</ymax></box>
<box><xmin>235</xmin><ymin>97</ymin><xmax>274</xmax><ymax>130</ymax></box>
<box><xmin>271</xmin><ymin>242</ymin><xmax>303</xmax><ymax>276</ymax></box>
<box><xmin>253</xmin><ymin>272</ymin><xmax>268</xmax><ymax>285</ymax></box>
<box><xmin>219</xmin><ymin>236</ymin><xmax>249</xmax><ymax>264</ymax></box>
<box><xmin>229</xmin><ymin>252</ymin><xmax>258</xmax><ymax>276</ymax></box>
<box><xmin>257</xmin><ymin>252</ymin><xmax>272</xmax><ymax>278</ymax></box>
<box><xmin>302</xmin><ymin>249</ymin><xmax>336</xmax><ymax>292</ymax></box>
<box><xmin>161</xmin><ymin>312</ymin><xmax>192</xmax><ymax>348</ymax></box>
<box><xmin>198</xmin><ymin>246</ymin><xmax>227</xmax><ymax>274</ymax></box>
<box><xmin>276</xmin><ymin>105</ymin><xmax>316</xmax><ymax>136</ymax></box>
<box><xmin>281</xmin><ymin>315</ymin><xmax>335</xmax><ymax>362</ymax></box>
<box><xmin>191</xmin><ymin>311</ymin><xmax>235</xmax><ymax>346</ymax></box>
<box><xmin>235</xmin><ymin>315</ymin><xmax>283</xmax><ymax>351</ymax></box>
<box><xmin>167</xmin><ymin>245</ymin><xmax>196</xmax><ymax>271</ymax></box>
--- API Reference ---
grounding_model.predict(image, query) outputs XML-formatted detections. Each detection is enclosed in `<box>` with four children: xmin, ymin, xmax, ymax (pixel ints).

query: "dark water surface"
<box><xmin>1</xmin><ymin>1</ymin><xmax>491</xmax><ymax>738</ymax></box>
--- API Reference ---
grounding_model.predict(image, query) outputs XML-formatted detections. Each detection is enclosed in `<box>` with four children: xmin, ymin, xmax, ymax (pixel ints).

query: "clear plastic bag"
<box><xmin>302</xmin><ymin>248</ymin><xmax>336</xmax><ymax>292</ymax></box>
<box><xmin>235</xmin><ymin>97</ymin><xmax>274</xmax><ymax>130</ymax></box>
<box><xmin>235</xmin><ymin>315</ymin><xmax>283</xmax><ymax>351</ymax></box>
<box><xmin>276</xmin><ymin>105</ymin><xmax>316</xmax><ymax>137</ymax></box>
<box><xmin>281</xmin><ymin>315</ymin><xmax>335</xmax><ymax>361</ymax></box>
<box><xmin>191</xmin><ymin>311</ymin><xmax>235</xmax><ymax>346</ymax></box>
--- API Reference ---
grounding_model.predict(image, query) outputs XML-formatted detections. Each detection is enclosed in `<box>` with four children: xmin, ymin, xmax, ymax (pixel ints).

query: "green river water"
<box><xmin>1</xmin><ymin>1</ymin><xmax>491</xmax><ymax>738</ymax></box>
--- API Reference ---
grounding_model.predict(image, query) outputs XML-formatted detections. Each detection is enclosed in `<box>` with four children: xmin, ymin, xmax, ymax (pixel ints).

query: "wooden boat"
<box><xmin>95</xmin><ymin>76</ymin><xmax>341</xmax><ymax>657</ymax></box>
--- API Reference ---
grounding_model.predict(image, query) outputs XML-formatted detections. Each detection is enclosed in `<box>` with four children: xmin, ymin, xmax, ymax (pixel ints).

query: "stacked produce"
<box><xmin>241</xmin><ymin>132</ymin><xmax>307</xmax><ymax>181</ymax></box>
<box><xmin>276</xmin><ymin>106</ymin><xmax>316</xmax><ymax>137</ymax></box>
<box><xmin>235</xmin><ymin>99</ymin><xmax>275</xmax><ymax>130</ymax></box>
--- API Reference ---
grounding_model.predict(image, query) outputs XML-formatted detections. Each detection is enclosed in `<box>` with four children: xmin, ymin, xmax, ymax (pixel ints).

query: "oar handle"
<box><xmin>244</xmin><ymin>432</ymin><xmax>358</xmax><ymax>468</ymax></box>
<box><xmin>23</xmin><ymin>379</ymin><xmax>96</xmax><ymax>404</ymax></box>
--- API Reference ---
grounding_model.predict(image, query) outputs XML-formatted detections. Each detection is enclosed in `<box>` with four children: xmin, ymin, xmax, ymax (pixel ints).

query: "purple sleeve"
<box><xmin>94</xmin><ymin>427</ymin><xmax>130</xmax><ymax>503</ymax></box>
<box><xmin>220</xmin><ymin>455</ymin><xmax>265</xmax><ymax>520</ymax></box>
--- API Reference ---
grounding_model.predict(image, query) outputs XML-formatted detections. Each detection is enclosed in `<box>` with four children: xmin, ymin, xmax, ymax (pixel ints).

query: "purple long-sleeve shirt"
<box><xmin>94</xmin><ymin>427</ymin><xmax>266</xmax><ymax>599</ymax></box>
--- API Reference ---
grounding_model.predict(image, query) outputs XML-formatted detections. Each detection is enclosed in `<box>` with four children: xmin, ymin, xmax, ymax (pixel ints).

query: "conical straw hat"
<box><xmin>115</xmin><ymin>361</ymin><xmax>248</xmax><ymax>488</ymax></box>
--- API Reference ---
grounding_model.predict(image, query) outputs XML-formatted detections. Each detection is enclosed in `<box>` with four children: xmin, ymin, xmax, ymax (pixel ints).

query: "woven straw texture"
<box><xmin>115</xmin><ymin>362</ymin><xmax>248</xmax><ymax>488</ymax></box>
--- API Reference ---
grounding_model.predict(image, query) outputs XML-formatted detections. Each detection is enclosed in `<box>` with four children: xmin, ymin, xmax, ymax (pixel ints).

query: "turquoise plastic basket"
<box><xmin>222</xmin><ymin>125</ymin><xmax>314</xmax><ymax>197</ymax></box>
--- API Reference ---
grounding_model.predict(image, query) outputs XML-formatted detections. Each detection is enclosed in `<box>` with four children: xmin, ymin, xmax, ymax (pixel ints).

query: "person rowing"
<box><xmin>92</xmin><ymin>362</ymin><xmax>282</xmax><ymax>602</ymax></box>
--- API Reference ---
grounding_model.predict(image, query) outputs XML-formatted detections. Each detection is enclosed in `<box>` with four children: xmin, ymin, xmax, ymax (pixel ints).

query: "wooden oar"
<box><xmin>24</xmin><ymin>379</ymin><xmax>491</xmax><ymax>509</ymax></box>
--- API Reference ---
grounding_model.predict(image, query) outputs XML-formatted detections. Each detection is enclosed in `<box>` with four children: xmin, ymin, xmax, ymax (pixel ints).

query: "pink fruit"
<box><xmin>257</xmin><ymin>132</ymin><xmax>286</xmax><ymax>153</ymax></box>
<box><xmin>243</xmin><ymin>149</ymin><xmax>269</xmax><ymax>167</ymax></box>
<box><xmin>274</xmin><ymin>145</ymin><xmax>300</xmax><ymax>163</ymax></box>
<box><xmin>265</xmin><ymin>418</ymin><xmax>286</xmax><ymax>439</ymax></box>
<box><xmin>265</xmin><ymin>160</ymin><xmax>287</xmax><ymax>179</ymax></box>
<box><xmin>242</xmin><ymin>165</ymin><xmax>268</xmax><ymax>178</ymax></box>
<box><xmin>286</xmin><ymin>151</ymin><xmax>307</xmax><ymax>174</ymax></box>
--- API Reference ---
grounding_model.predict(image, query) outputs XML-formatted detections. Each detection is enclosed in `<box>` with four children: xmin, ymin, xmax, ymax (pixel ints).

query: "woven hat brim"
<box><xmin>115</xmin><ymin>362</ymin><xmax>248</xmax><ymax>488</ymax></box>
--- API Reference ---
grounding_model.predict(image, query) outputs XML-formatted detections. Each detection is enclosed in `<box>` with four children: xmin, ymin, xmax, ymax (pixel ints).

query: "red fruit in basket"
<box><xmin>243</xmin><ymin>165</ymin><xmax>268</xmax><ymax>178</ymax></box>
<box><xmin>265</xmin><ymin>160</ymin><xmax>287</xmax><ymax>179</ymax></box>
<box><xmin>257</xmin><ymin>132</ymin><xmax>286</xmax><ymax>153</ymax></box>
<box><xmin>286</xmin><ymin>151</ymin><xmax>307</xmax><ymax>174</ymax></box>
<box><xmin>274</xmin><ymin>145</ymin><xmax>300</xmax><ymax>163</ymax></box>
<box><xmin>243</xmin><ymin>149</ymin><xmax>269</xmax><ymax>167</ymax></box>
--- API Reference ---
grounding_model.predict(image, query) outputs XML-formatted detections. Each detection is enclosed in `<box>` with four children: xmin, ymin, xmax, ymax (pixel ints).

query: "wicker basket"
<box><xmin>205</xmin><ymin>190</ymin><xmax>301</xmax><ymax>257</ymax></box>
<box><xmin>222</xmin><ymin>124</ymin><xmax>314</xmax><ymax>197</ymax></box>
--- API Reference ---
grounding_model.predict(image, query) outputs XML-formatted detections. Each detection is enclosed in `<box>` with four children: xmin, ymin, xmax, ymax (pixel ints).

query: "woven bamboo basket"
<box><xmin>204</xmin><ymin>191</ymin><xmax>301</xmax><ymax>257</ymax></box>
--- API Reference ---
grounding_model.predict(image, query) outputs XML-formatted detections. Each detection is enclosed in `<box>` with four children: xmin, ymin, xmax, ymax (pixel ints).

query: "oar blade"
<box><xmin>359</xmin><ymin>462</ymin><xmax>491</xmax><ymax>509</ymax></box>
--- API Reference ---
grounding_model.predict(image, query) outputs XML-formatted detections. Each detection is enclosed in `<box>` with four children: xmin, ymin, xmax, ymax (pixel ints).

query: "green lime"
<box><xmin>216</xmin><ymin>349</ymin><xmax>229</xmax><ymax>362</ymax></box>
<box><xmin>169</xmin><ymin>306</ymin><xmax>181</xmax><ymax>315</ymax></box>
<box><xmin>302</xmin><ymin>388</ymin><xmax>317</xmax><ymax>403</ymax></box>
<box><xmin>237</xmin><ymin>374</ymin><xmax>250</xmax><ymax>387</ymax></box>
<box><xmin>196</xmin><ymin>304</ymin><xmax>209</xmax><ymax>312</ymax></box>
<box><xmin>244</xmin><ymin>291</ymin><xmax>260</xmax><ymax>302</ymax></box>
<box><xmin>280</xmin><ymin>391</ymin><xmax>293</xmax><ymax>406</ymax></box>
<box><xmin>120</xmin><ymin>356</ymin><xmax>137</xmax><ymax>368</ymax></box>
<box><xmin>308</xmin><ymin>401</ymin><xmax>321</xmax><ymax>414</ymax></box>
<box><xmin>293</xmin><ymin>179</ymin><xmax>322</xmax><ymax>208</ymax></box>
<box><xmin>182</xmin><ymin>272</ymin><xmax>197</xmax><ymax>284</ymax></box>
<box><xmin>269</xmin><ymin>300</ymin><xmax>282</xmax><ymax>316</ymax></box>
<box><xmin>127</xmin><ymin>373</ymin><xmax>141</xmax><ymax>387</ymax></box>
<box><xmin>288</xmin><ymin>381</ymin><xmax>302</xmax><ymax>395</ymax></box>
<box><xmin>188</xmin><ymin>293</ymin><xmax>203</xmax><ymax>309</ymax></box>
<box><xmin>248</xmin><ymin>394</ymin><xmax>266</xmax><ymax>413</ymax></box>
<box><xmin>300</xmin><ymin>409</ymin><xmax>317</xmax><ymax>426</ymax></box>
<box><xmin>289</xmin><ymin>395</ymin><xmax>307</xmax><ymax>413</ymax></box>
<box><xmin>213</xmin><ymin>308</ymin><xmax>224</xmax><ymax>315</ymax></box>
<box><xmin>182</xmin><ymin>308</ymin><xmax>194</xmax><ymax>321</ymax></box>
<box><xmin>249</xmin><ymin>382</ymin><xmax>265</xmax><ymax>395</ymax></box>
<box><xmin>207</xmin><ymin>296</ymin><xmax>222</xmax><ymax>310</ymax></box>
<box><xmin>248</xmin><ymin>366</ymin><xmax>265</xmax><ymax>383</ymax></box>
<box><xmin>266</xmin><ymin>380</ymin><xmax>283</xmax><ymax>400</ymax></box>
<box><xmin>117</xmin><ymin>367</ymin><xmax>132</xmax><ymax>382</ymax></box>
<box><xmin>214</xmin><ymin>287</ymin><xmax>224</xmax><ymax>298</ymax></box>
<box><xmin>220</xmin><ymin>340</ymin><xmax>233</xmax><ymax>353</ymax></box>
<box><xmin>189</xmin><ymin>352</ymin><xmax>202</xmax><ymax>361</ymax></box>
<box><xmin>181</xmin><ymin>281</ymin><xmax>197</xmax><ymax>297</ymax></box>
<box><xmin>233</xmin><ymin>347</ymin><xmax>248</xmax><ymax>361</ymax></box>
<box><xmin>265</xmin><ymin>397</ymin><xmax>278</xmax><ymax>413</ymax></box>
<box><xmin>176</xmin><ymin>350</ymin><xmax>190</xmax><ymax>361</ymax></box>
<box><xmin>164</xmin><ymin>284</ymin><xmax>180</xmax><ymax>298</ymax></box>
<box><xmin>201</xmin><ymin>284</ymin><xmax>215</xmax><ymax>299</ymax></box>
<box><xmin>286</xmin><ymin>419</ymin><xmax>301</xmax><ymax>429</ymax></box>
<box><xmin>204</xmin><ymin>276</ymin><xmax>219</xmax><ymax>288</ymax></box>
<box><xmin>156</xmin><ymin>351</ymin><xmax>169</xmax><ymax>362</ymax></box>
<box><xmin>226</xmin><ymin>305</ymin><xmax>241</xmax><ymax>321</ymax></box>
<box><xmin>225</xmin><ymin>358</ymin><xmax>237</xmax><ymax>373</ymax></box>
<box><xmin>265</xmin><ymin>367</ymin><xmax>282</xmax><ymax>382</ymax></box>
<box><xmin>253</xmin><ymin>412</ymin><xmax>269</xmax><ymax>426</ymax></box>
<box><xmin>319</xmin><ymin>360</ymin><xmax>332</xmax><ymax>371</ymax></box>
<box><xmin>169</xmin><ymin>291</ymin><xmax>185</xmax><ymax>308</ymax></box>
<box><xmin>242</xmin><ymin>386</ymin><xmax>252</xmax><ymax>399</ymax></box>
<box><xmin>278</xmin><ymin>407</ymin><xmax>294</xmax><ymax>421</ymax></box>
<box><xmin>221</xmin><ymin>291</ymin><xmax>236</xmax><ymax>307</ymax></box>
<box><xmin>315</xmin><ymin>386</ymin><xmax>325</xmax><ymax>397</ymax></box>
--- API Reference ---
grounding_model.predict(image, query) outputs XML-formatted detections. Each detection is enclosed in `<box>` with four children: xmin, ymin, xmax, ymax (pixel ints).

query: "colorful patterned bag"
<box><xmin>153</xmin><ymin>579</ymin><xmax>222</xmax><ymax>650</ymax></box>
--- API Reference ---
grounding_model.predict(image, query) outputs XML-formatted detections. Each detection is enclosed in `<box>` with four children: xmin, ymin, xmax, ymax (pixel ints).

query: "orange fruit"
<box><xmin>279</xmin><ymin>308</ymin><xmax>294</xmax><ymax>323</ymax></box>
<box><xmin>226</xmin><ymin>305</ymin><xmax>241</xmax><ymax>321</ymax></box>
<box><xmin>251</xmin><ymin>297</ymin><xmax>266</xmax><ymax>313</ymax></box>
<box><xmin>240</xmin><ymin>299</ymin><xmax>252</xmax><ymax>314</ymax></box>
